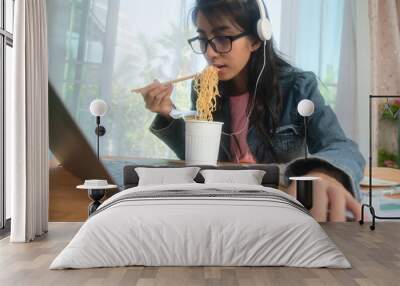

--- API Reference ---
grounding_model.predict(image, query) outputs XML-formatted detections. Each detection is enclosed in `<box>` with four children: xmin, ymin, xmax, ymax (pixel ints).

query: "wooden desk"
<box><xmin>362</xmin><ymin>167</ymin><xmax>400</xmax><ymax>199</ymax></box>
<box><xmin>101</xmin><ymin>157</ymin><xmax>269</xmax><ymax>167</ymax></box>
<box><xmin>363</xmin><ymin>167</ymin><xmax>400</xmax><ymax>182</ymax></box>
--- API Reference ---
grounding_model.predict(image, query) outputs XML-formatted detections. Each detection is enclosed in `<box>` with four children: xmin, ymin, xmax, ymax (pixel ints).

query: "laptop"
<box><xmin>48</xmin><ymin>83</ymin><xmax>116</xmax><ymax>185</ymax></box>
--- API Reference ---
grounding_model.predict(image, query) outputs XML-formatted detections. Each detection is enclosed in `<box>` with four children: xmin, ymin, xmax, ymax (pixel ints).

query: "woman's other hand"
<box><xmin>286</xmin><ymin>169</ymin><xmax>362</xmax><ymax>222</ymax></box>
<box><xmin>138</xmin><ymin>80</ymin><xmax>174</xmax><ymax>119</ymax></box>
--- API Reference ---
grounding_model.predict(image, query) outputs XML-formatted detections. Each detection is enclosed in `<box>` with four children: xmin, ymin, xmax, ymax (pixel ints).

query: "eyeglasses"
<box><xmin>188</xmin><ymin>31</ymin><xmax>249</xmax><ymax>54</ymax></box>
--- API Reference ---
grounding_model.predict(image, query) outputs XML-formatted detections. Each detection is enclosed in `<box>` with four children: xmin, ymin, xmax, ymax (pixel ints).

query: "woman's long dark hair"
<box><xmin>191</xmin><ymin>0</ymin><xmax>291</xmax><ymax>159</ymax></box>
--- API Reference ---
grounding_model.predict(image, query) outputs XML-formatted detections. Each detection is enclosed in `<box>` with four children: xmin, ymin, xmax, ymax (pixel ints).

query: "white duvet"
<box><xmin>50</xmin><ymin>183</ymin><xmax>351</xmax><ymax>269</ymax></box>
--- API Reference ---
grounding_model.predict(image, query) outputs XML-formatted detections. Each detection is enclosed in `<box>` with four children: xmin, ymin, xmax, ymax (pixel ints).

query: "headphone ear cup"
<box><xmin>257</xmin><ymin>18</ymin><xmax>272</xmax><ymax>41</ymax></box>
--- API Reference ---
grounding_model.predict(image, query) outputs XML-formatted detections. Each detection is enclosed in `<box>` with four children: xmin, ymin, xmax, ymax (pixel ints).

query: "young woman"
<box><xmin>138</xmin><ymin>0</ymin><xmax>365</xmax><ymax>222</ymax></box>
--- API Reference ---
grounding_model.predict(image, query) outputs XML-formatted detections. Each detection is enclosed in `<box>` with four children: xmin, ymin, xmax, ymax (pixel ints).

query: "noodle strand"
<box><xmin>194</xmin><ymin>66</ymin><xmax>220</xmax><ymax>121</ymax></box>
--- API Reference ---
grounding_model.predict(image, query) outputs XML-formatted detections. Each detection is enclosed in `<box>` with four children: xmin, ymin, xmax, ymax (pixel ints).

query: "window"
<box><xmin>48</xmin><ymin>0</ymin><xmax>201</xmax><ymax>160</ymax></box>
<box><xmin>278</xmin><ymin>0</ymin><xmax>345</xmax><ymax>107</ymax></box>
<box><xmin>1</xmin><ymin>0</ymin><xmax>14</xmax><ymax>230</ymax></box>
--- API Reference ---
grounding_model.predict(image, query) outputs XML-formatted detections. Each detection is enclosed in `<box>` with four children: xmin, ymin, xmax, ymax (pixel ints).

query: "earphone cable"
<box><xmin>222</xmin><ymin>40</ymin><xmax>267</xmax><ymax>163</ymax></box>
<box><xmin>221</xmin><ymin>40</ymin><xmax>267</xmax><ymax>137</ymax></box>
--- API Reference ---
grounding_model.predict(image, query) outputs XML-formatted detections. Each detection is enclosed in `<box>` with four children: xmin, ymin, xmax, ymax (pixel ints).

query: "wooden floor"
<box><xmin>1</xmin><ymin>222</ymin><xmax>400</xmax><ymax>286</ymax></box>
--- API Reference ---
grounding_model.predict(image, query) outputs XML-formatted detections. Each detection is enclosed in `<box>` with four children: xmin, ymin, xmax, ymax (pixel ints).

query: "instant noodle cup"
<box><xmin>185</xmin><ymin>119</ymin><xmax>223</xmax><ymax>166</ymax></box>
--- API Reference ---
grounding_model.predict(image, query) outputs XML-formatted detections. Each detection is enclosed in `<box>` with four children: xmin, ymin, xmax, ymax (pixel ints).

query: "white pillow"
<box><xmin>135</xmin><ymin>167</ymin><xmax>200</xmax><ymax>186</ymax></box>
<box><xmin>200</xmin><ymin>169</ymin><xmax>266</xmax><ymax>185</ymax></box>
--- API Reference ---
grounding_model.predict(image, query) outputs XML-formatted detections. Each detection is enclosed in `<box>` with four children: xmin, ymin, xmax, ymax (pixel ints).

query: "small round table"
<box><xmin>289</xmin><ymin>176</ymin><xmax>320</xmax><ymax>210</ymax></box>
<box><xmin>76</xmin><ymin>184</ymin><xmax>118</xmax><ymax>216</ymax></box>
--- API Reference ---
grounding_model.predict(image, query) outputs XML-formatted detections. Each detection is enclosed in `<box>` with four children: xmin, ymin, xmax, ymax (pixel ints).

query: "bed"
<box><xmin>50</xmin><ymin>165</ymin><xmax>350</xmax><ymax>269</ymax></box>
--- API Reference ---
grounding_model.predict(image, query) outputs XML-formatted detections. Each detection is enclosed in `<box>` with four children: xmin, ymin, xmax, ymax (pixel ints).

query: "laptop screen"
<box><xmin>48</xmin><ymin>83</ymin><xmax>115</xmax><ymax>185</ymax></box>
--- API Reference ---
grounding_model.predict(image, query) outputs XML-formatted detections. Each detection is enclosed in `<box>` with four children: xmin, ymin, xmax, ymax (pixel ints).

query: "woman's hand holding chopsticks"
<box><xmin>137</xmin><ymin>80</ymin><xmax>174</xmax><ymax>119</ymax></box>
<box><xmin>132</xmin><ymin>73</ymin><xmax>197</xmax><ymax>119</ymax></box>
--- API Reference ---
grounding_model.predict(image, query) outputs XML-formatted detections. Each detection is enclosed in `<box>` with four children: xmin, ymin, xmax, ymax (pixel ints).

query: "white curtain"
<box><xmin>279</xmin><ymin>0</ymin><xmax>370</xmax><ymax>158</ymax></box>
<box><xmin>336</xmin><ymin>1</ymin><xmax>357</xmax><ymax>140</ymax></box>
<box><xmin>278</xmin><ymin>0</ymin><xmax>298</xmax><ymax>65</ymax></box>
<box><xmin>8</xmin><ymin>0</ymin><xmax>49</xmax><ymax>242</ymax></box>
<box><xmin>336</xmin><ymin>0</ymin><xmax>370</xmax><ymax>158</ymax></box>
<box><xmin>279</xmin><ymin>0</ymin><xmax>344</xmax><ymax>98</ymax></box>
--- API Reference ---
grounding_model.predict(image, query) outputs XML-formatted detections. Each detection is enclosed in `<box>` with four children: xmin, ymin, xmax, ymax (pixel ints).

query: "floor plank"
<box><xmin>1</xmin><ymin>222</ymin><xmax>399</xmax><ymax>285</ymax></box>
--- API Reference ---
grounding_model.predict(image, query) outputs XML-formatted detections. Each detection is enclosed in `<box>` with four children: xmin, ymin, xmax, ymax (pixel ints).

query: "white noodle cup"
<box><xmin>185</xmin><ymin>119</ymin><xmax>223</xmax><ymax>166</ymax></box>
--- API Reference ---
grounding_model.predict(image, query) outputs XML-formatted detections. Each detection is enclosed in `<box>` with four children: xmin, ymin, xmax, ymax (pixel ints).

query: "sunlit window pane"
<box><xmin>48</xmin><ymin>0</ymin><xmax>204</xmax><ymax>160</ymax></box>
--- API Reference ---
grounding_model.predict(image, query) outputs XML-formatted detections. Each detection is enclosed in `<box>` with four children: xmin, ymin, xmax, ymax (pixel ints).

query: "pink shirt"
<box><xmin>228</xmin><ymin>92</ymin><xmax>257</xmax><ymax>164</ymax></box>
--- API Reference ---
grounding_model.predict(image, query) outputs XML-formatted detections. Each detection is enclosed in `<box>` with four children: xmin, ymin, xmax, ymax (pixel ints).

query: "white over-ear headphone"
<box><xmin>255</xmin><ymin>0</ymin><xmax>272</xmax><ymax>41</ymax></box>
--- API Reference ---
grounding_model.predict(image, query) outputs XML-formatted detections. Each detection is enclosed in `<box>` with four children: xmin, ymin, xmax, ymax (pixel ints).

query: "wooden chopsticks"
<box><xmin>130</xmin><ymin>73</ymin><xmax>197</xmax><ymax>93</ymax></box>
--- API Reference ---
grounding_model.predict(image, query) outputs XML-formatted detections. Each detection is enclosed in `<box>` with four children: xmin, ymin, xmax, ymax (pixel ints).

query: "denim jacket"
<box><xmin>149</xmin><ymin>67</ymin><xmax>366</xmax><ymax>200</ymax></box>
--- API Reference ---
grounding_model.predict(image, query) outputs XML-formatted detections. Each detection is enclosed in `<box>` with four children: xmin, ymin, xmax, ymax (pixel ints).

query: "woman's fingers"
<box><xmin>152</xmin><ymin>93</ymin><xmax>171</xmax><ymax>114</ymax></box>
<box><xmin>310</xmin><ymin>180</ymin><xmax>329</xmax><ymax>222</ymax></box>
<box><xmin>142</xmin><ymin>82</ymin><xmax>161</xmax><ymax>108</ymax></box>
<box><xmin>137</xmin><ymin>80</ymin><xmax>174</xmax><ymax>118</ymax></box>
<box><xmin>139</xmin><ymin>80</ymin><xmax>161</xmax><ymax>97</ymax></box>
<box><xmin>146</xmin><ymin>86</ymin><xmax>165</xmax><ymax>108</ymax></box>
<box><xmin>152</xmin><ymin>84</ymin><xmax>173</xmax><ymax>108</ymax></box>
<box><xmin>344</xmin><ymin>190</ymin><xmax>362</xmax><ymax>221</ymax></box>
<box><xmin>327</xmin><ymin>184</ymin><xmax>362</xmax><ymax>222</ymax></box>
<box><xmin>145</xmin><ymin>84</ymin><xmax>170</xmax><ymax>110</ymax></box>
<box><xmin>302</xmin><ymin>170</ymin><xmax>363</xmax><ymax>222</ymax></box>
<box><xmin>151</xmin><ymin>93</ymin><xmax>165</xmax><ymax>110</ymax></box>
<box><xmin>327</xmin><ymin>186</ymin><xmax>346</xmax><ymax>222</ymax></box>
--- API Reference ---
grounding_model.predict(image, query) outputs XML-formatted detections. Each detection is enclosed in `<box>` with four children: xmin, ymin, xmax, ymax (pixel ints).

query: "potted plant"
<box><xmin>378</xmin><ymin>99</ymin><xmax>400</xmax><ymax>168</ymax></box>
